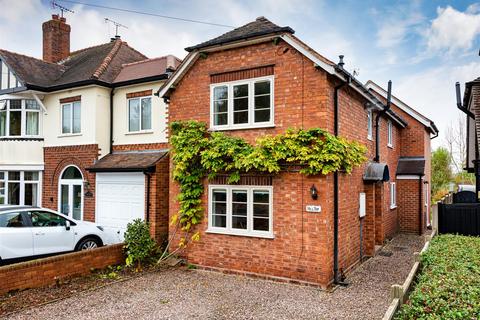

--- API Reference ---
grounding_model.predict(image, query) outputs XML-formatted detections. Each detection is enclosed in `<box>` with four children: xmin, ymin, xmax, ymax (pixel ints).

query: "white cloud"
<box><xmin>427</xmin><ymin>6</ymin><xmax>480</xmax><ymax>53</ymax></box>
<box><xmin>376</xmin><ymin>12</ymin><xmax>423</xmax><ymax>49</ymax></box>
<box><xmin>394</xmin><ymin>61</ymin><xmax>480</xmax><ymax>148</ymax></box>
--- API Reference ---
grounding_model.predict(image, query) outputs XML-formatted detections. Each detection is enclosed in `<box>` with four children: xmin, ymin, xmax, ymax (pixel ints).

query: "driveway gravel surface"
<box><xmin>6</xmin><ymin>233</ymin><xmax>426</xmax><ymax>320</ymax></box>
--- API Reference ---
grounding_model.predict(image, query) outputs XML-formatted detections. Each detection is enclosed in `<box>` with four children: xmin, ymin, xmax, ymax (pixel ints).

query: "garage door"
<box><xmin>96</xmin><ymin>172</ymin><xmax>145</xmax><ymax>243</ymax></box>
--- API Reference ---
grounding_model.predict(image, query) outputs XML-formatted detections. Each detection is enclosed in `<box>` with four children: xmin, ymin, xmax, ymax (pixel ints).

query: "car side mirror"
<box><xmin>65</xmin><ymin>220</ymin><xmax>71</xmax><ymax>231</ymax></box>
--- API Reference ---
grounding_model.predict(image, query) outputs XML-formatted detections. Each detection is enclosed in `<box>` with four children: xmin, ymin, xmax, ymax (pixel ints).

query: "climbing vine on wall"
<box><xmin>162</xmin><ymin>120</ymin><xmax>367</xmax><ymax>258</ymax></box>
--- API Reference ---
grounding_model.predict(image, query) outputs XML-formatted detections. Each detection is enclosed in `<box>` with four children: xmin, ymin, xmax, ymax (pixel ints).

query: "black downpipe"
<box><xmin>109</xmin><ymin>89</ymin><xmax>114</xmax><ymax>154</ymax></box>
<box><xmin>374</xmin><ymin>81</ymin><xmax>392</xmax><ymax>162</ymax></box>
<box><xmin>333</xmin><ymin>72</ymin><xmax>350</xmax><ymax>286</ymax></box>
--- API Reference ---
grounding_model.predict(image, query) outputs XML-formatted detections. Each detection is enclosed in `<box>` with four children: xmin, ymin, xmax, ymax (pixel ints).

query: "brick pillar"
<box><xmin>374</xmin><ymin>182</ymin><xmax>385</xmax><ymax>244</ymax></box>
<box><xmin>363</xmin><ymin>183</ymin><xmax>376</xmax><ymax>256</ymax></box>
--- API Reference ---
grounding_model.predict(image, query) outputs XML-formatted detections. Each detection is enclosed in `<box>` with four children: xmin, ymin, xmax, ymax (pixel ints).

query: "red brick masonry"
<box><xmin>0</xmin><ymin>244</ymin><xmax>124</xmax><ymax>295</ymax></box>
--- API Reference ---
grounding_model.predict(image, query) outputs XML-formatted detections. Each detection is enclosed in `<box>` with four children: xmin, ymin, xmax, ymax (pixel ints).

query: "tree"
<box><xmin>445</xmin><ymin>116</ymin><xmax>466</xmax><ymax>173</ymax></box>
<box><xmin>431</xmin><ymin>147</ymin><xmax>453</xmax><ymax>196</ymax></box>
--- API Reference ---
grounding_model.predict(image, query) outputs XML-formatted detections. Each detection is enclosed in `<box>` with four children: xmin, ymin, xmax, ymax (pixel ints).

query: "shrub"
<box><xmin>123</xmin><ymin>219</ymin><xmax>157</xmax><ymax>270</ymax></box>
<box><xmin>396</xmin><ymin>235</ymin><xmax>480</xmax><ymax>319</ymax></box>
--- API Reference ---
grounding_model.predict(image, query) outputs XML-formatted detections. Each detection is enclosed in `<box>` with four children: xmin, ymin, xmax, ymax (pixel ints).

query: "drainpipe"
<box><xmin>374</xmin><ymin>81</ymin><xmax>392</xmax><ymax>162</ymax></box>
<box><xmin>109</xmin><ymin>88</ymin><xmax>114</xmax><ymax>154</ymax></box>
<box><xmin>418</xmin><ymin>176</ymin><xmax>423</xmax><ymax>235</ymax></box>
<box><xmin>145</xmin><ymin>172</ymin><xmax>151</xmax><ymax>223</ymax></box>
<box><xmin>333</xmin><ymin>55</ymin><xmax>350</xmax><ymax>286</ymax></box>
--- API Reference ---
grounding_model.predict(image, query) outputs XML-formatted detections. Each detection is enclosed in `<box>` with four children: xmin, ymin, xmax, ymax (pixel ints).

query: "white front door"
<box><xmin>59</xmin><ymin>183</ymin><xmax>83</xmax><ymax>220</ymax></box>
<box><xmin>96</xmin><ymin>173</ymin><xmax>145</xmax><ymax>243</ymax></box>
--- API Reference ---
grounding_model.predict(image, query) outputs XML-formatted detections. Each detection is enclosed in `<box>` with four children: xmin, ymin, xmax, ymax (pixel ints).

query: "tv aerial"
<box><xmin>51</xmin><ymin>0</ymin><xmax>74</xmax><ymax>18</ymax></box>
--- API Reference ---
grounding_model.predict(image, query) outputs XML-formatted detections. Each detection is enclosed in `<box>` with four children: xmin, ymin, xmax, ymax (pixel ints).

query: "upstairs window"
<box><xmin>367</xmin><ymin>110</ymin><xmax>373</xmax><ymax>140</ymax></box>
<box><xmin>0</xmin><ymin>99</ymin><xmax>40</xmax><ymax>137</ymax></box>
<box><xmin>211</xmin><ymin>76</ymin><xmax>274</xmax><ymax>130</ymax></box>
<box><xmin>61</xmin><ymin>101</ymin><xmax>81</xmax><ymax>134</ymax></box>
<box><xmin>387</xmin><ymin>120</ymin><xmax>393</xmax><ymax>147</ymax></box>
<box><xmin>128</xmin><ymin>97</ymin><xmax>152</xmax><ymax>132</ymax></box>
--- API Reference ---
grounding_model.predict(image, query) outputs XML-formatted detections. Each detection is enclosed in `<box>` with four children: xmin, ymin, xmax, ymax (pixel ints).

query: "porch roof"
<box><xmin>87</xmin><ymin>150</ymin><xmax>168</xmax><ymax>173</ymax></box>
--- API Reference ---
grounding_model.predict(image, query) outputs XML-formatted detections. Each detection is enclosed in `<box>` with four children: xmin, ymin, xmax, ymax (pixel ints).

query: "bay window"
<box><xmin>1</xmin><ymin>171</ymin><xmax>40</xmax><ymax>206</ymax></box>
<box><xmin>61</xmin><ymin>101</ymin><xmax>81</xmax><ymax>134</ymax></box>
<box><xmin>211</xmin><ymin>76</ymin><xmax>274</xmax><ymax>130</ymax></box>
<box><xmin>128</xmin><ymin>97</ymin><xmax>152</xmax><ymax>132</ymax></box>
<box><xmin>0</xmin><ymin>99</ymin><xmax>40</xmax><ymax>137</ymax></box>
<box><xmin>208</xmin><ymin>185</ymin><xmax>273</xmax><ymax>238</ymax></box>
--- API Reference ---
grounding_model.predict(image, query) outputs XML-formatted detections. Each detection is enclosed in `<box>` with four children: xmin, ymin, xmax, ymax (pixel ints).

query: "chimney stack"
<box><xmin>42</xmin><ymin>14</ymin><xmax>71</xmax><ymax>63</ymax></box>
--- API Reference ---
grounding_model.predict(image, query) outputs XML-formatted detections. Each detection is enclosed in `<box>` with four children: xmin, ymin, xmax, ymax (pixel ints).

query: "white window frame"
<box><xmin>367</xmin><ymin>109</ymin><xmax>373</xmax><ymax>140</ymax></box>
<box><xmin>387</xmin><ymin>120</ymin><xmax>393</xmax><ymax>148</ymax></box>
<box><xmin>61</xmin><ymin>101</ymin><xmax>81</xmax><ymax>135</ymax></box>
<box><xmin>390</xmin><ymin>182</ymin><xmax>396</xmax><ymax>209</ymax></box>
<box><xmin>0</xmin><ymin>170</ymin><xmax>42</xmax><ymax>206</ymax></box>
<box><xmin>207</xmin><ymin>185</ymin><xmax>273</xmax><ymax>238</ymax></box>
<box><xmin>0</xmin><ymin>99</ymin><xmax>41</xmax><ymax>138</ymax></box>
<box><xmin>127</xmin><ymin>96</ymin><xmax>153</xmax><ymax>133</ymax></box>
<box><xmin>210</xmin><ymin>76</ymin><xmax>274</xmax><ymax>130</ymax></box>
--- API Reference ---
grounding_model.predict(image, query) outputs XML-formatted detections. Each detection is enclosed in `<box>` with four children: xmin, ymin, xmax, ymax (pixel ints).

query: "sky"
<box><xmin>1</xmin><ymin>0</ymin><xmax>479</xmax><ymax>149</ymax></box>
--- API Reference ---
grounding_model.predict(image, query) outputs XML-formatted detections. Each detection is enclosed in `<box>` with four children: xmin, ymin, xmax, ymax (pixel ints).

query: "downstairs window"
<box><xmin>208</xmin><ymin>185</ymin><xmax>273</xmax><ymax>238</ymax></box>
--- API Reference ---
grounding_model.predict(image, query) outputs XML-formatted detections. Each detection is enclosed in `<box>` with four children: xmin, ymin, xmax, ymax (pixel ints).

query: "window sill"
<box><xmin>206</xmin><ymin>228</ymin><xmax>274</xmax><ymax>239</ymax></box>
<box><xmin>390</xmin><ymin>205</ymin><xmax>397</xmax><ymax>210</ymax></box>
<box><xmin>387</xmin><ymin>144</ymin><xmax>393</xmax><ymax>149</ymax></box>
<box><xmin>209</xmin><ymin>123</ymin><xmax>275</xmax><ymax>132</ymax></box>
<box><xmin>58</xmin><ymin>133</ymin><xmax>82</xmax><ymax>138</ymax></box>
<box><xmin>125</xmin><ymin>130</ymin><xmax>154</xmax><ymax>135</ymax></box>
<box><xmin>367</xmin><ymin>136</ymin><xmax>373</xmax><ymax>141</ymax></box>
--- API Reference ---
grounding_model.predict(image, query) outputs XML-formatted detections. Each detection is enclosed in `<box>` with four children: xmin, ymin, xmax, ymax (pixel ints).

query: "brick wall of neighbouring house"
<box><xmin>397</xmin><ymin>178</ymin><xmax>425</xmax><ymax>234</ymax></box>
<box><xmin>0</xmin><ymin>244</ymin><xmax>124</xmax><ymax>295</ymax></box>
<box><xmin>112</xmin><ymin>143</ymin><xmax>169</xmax><ymax>243</ymax></box>
<box><xmin>43</xmin><ymin>144</ymin><xmax>99</xmax><ymax>222</ymax></box>
<box><xmin>165</xmin><ymin>39</ymin><xmax>410</xmax><ymax>287</ymax></box>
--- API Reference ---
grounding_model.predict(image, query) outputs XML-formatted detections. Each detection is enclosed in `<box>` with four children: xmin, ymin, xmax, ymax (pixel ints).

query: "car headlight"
<box><xmin>96</xmin><ymin>226</ymin><xmax>104</xmax><ymax>232</ymax></box>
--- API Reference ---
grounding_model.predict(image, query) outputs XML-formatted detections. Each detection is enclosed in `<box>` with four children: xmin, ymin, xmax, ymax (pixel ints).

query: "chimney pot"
<box><xmin>43</xmin><ymin>15</ymin><xmax>71</xmax><ymax>63</ymax></box>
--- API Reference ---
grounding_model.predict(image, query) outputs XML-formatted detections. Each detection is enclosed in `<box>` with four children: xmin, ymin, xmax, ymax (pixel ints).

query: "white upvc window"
<box><xmin>390</xmin><ymin>182</ymin><xmax>396</xmax><ymax>209</ymax></box>
<box><xmin>387</xmin><ymin>120</ymin><xmax>393</xmax><ymax>147</ymax></box>
<box><xmin>61</xmin><ymin>101</ymin><xmax>81</xmax><ymax>134</ymax></box>
<box><xmin>424</xmin><ymin>183</ymin><xmax>428</xmax><ymax>206</ymax></box>
<box><xmin>0</xmin><ymin>171</ymin><xmax>41</xmax><ymax>206</ymax></box>
<box><xmin>208</xmin><ymin>185</ymin><xmax>273</xmax><ymax>238</ymax></box>
<box><xmin>0</xmin><ymin>99</ymin><xmax>40</xmax><ymax>137</ymax></box>
<box><xmin>210</xmin><ymin>76</ymin><xmax>274</xmax><ymax>130</ymax></box>
<box><xmin>367</xmin><ymin>109</ymin><xmax>373</xmax><ymax>140</ymax></box>
<box><xmin>128</xmin><ymin>96</ymin><xmax>152</xmax><ymax>132</ymax></box>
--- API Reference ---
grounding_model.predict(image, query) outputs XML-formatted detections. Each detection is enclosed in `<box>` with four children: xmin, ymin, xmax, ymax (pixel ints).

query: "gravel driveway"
<box><xmin>7</xmin><ymin>233</ymin><xmax>425</xmax><ymax>320</ymax></box>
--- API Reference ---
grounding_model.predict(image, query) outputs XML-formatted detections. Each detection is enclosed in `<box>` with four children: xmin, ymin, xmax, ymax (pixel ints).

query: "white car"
<box><xmin>0</xmin><ymin>205</ymin><xmax>108</xmax><ymax>262</ymax></box>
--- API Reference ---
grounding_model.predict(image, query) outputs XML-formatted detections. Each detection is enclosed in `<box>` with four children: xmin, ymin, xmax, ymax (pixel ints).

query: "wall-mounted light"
<box><xmin>310</xmin><ymin>184</ymin><xmax>318</xmax><ymax>200</ymax></box>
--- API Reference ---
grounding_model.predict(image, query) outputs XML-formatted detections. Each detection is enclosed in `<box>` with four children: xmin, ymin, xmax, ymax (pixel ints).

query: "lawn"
<box><xmin>396</xmin><ymin>234</ymin><xmax>480</xmax><ymax>319</ymax></box>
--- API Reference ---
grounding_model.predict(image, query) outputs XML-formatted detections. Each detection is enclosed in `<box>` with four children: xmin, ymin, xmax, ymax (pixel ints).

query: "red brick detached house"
<box><xmin>0</xmin><ymin>15</ymin><xmax>180</xmax><ymax>243</ymax></box>
<box><xmin>159</xmin><ymin>17</ymin><xmax>438</xmax><ymax>287</ymax></box>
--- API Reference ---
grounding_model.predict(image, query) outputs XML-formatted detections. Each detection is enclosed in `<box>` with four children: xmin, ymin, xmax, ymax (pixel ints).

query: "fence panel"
<box><xmin>438</xmin><ymin>203</ymin><xmax>480</xmax><ymax>236</ymax></box>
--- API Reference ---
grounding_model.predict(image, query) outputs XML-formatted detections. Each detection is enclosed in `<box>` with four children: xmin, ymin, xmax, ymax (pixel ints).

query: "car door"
<box><xmin>0</xmin><ymin>211</ymin><xmax>34</xmax><ymax>259</ymax></box>
<box><xmin>27</xmin><ymin>210</ymin><xmax>75</xmax><ymax>255</ymax></box>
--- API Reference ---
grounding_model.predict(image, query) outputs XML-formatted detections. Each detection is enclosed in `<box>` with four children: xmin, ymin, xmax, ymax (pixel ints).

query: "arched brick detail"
<box><xmin>43</xmin><ymin>144</ymin><xmax>99</xmax><ymax>222</ymax></box>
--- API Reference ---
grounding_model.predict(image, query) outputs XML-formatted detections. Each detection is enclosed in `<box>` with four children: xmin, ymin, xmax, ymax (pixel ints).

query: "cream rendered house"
<box><xmin>0</xmin><ymin>14</ymin><xmax>179</xmax><ymax>242</ymax></box>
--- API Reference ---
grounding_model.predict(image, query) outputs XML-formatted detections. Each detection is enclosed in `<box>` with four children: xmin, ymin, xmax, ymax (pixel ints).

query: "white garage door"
<box><xmin>96</xmin><ymin>172</ymin><xmax>145</xmax><ymax>243</ymax></box>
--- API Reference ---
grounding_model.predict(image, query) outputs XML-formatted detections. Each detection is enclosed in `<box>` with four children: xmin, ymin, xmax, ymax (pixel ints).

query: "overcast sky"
<box><xmin>1</xmin><ymin>0</ymin><xmax>479</xmax><ymax>149</ymax></box>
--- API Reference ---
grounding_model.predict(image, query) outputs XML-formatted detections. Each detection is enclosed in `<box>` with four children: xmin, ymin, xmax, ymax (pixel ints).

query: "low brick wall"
<box><xmin>0</xmin><ymin>244</ymin><xmax>124</xmax><ymax>295</ymax></box>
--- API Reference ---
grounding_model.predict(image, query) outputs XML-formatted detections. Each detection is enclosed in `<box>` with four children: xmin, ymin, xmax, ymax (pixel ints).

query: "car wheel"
<box><xmin>76</xmin><ymin>238</ymin><xmax>100</xmax><ymax>251</ymax></box>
